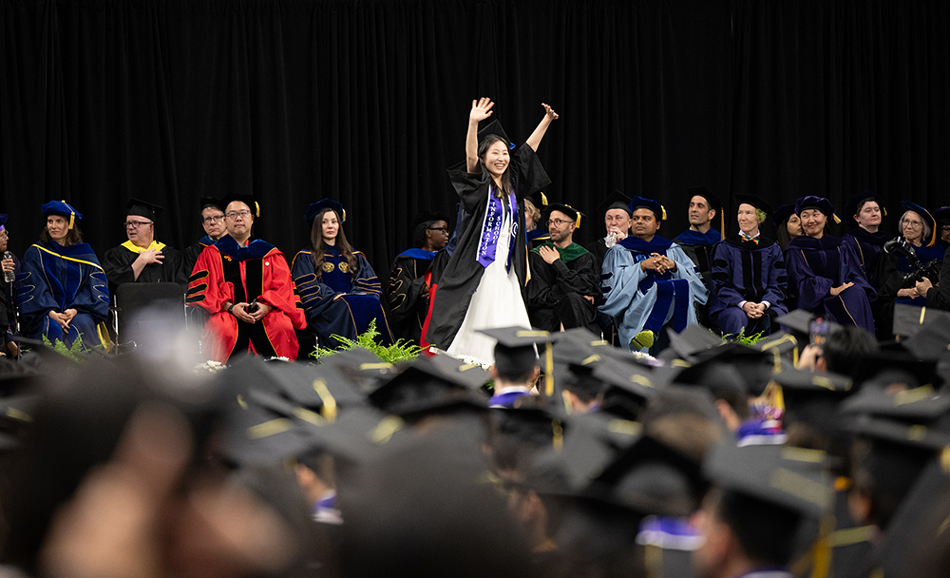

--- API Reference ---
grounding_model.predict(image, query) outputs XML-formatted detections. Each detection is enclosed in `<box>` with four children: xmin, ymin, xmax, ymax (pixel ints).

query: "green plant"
<box><xmin>719</xmin><ymin>327</ymin><xmax>766</xmax><ymax>346</ymax></box>
<box><xmin>310</xmin><ymin>319</ymin><xmax>425</xmax><ymax>364</ymax></box>
<box><xmin>42</xmin><ymin>334</ymin><xmax>86</xmax><ymax>362</ymax></box>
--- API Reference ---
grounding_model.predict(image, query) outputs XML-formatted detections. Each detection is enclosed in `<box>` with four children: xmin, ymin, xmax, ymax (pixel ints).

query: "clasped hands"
<box><xmin>49</xmin><ymin>308</ymin><xmax>78</xmax><ymax>331</ymax></box>
<box><xmin>640</xmin><ymin>253</ymin><xmax>676</xmax><ymax>274</ymax></box>
<box><xmin>230</xmin><ymin>301</ymin><xmax>273</xmax><ymax>324</ymax></box>
<box><xmin>741</xmin><ymin>302</ymin><xmax>768</xmax><ymax>319</ymax></box>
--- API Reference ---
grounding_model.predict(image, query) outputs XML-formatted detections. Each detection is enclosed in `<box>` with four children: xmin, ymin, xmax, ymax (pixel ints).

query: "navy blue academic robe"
<box><xmin>292</xmin><ymin>245</ymin><xmax>393</xmax><ymax>348</ymax></box>
<box><xmin>785</xmin><ymin>235</ymin><xmax>875</xmax><ymax>334</ymax></box>
<box><xmin>673</xmin><ymin>228</ymin><xmax>721</xmax><ymax>286</ymax></box>
<box><xmin>16</xmin><ymin>240</ymin><xmax>110</xmax><ymax>349</ymax></box>
<box><xmin>842</xmin><ymin>228</ymin><xmax>891</xmax><ymax>290</ymax></box>
<box><xmin>709</xmin><ymin>236</ymin><xmax>788</xmax><ymax>337</ymax></box>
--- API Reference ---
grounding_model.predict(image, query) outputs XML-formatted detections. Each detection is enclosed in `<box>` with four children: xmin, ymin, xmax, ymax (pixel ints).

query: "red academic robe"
<box><xmin>187</xmin><ymin>236</ymin><xmax>306</xmax><ymax>362</ymax></box>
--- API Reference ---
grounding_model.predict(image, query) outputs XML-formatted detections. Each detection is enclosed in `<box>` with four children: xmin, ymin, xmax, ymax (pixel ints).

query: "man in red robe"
<box><xmin>187</xmin><ymin>195</ymin><xmax>306</xmax><ymax>362</ymax></box>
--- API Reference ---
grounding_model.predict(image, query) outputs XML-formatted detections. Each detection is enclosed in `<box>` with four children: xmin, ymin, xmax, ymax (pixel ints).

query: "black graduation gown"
<box><xmin>184</xmin><ymin>235</ymin><xmax>215</xmax><ymax>280</ymax></box>
<box><xmin>424</xmin><ymin>145</ymin><xmax>551</xmax><ymax>350</ymax></box>
<box><xmin>526</xmin><ymin>242</ymin><xmax>601</xmax><ymax>332</ymax></box>
<box><xmin>387</xmin><ymin>249</ymin><xmax>437</xmax><ymax>343</ymax></box>
<box><xmin>842</xmin><ymin>228</ymin><xmax>891</xmax><ymax>290</ymax></box>
<box><xmin>102</xmin><ymin>241</ymin><xmax>187</xmax><ymax>294</ymax></box>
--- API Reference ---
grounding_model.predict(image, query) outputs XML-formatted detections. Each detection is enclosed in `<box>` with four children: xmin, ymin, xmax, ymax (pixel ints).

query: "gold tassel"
<box><xmin>833</xmin><ymin>213</ymin><xmax>841</xmax><ymax>224</ymax></box>
<box><xmin>661</xmin><ymin>205</ymin><xmax>667</xmax><ymax>220</ymax></box>
<box><xmin>544</xmin><ymin>342</ymin><xmax>554</xmax><ymax>396</ymax></box>
<box><xmin>540</xmin><ymin>192</ymin><xmax>548</xmax><ymax>206</ymax></box>
<box><xmin>254</xmin><ymin>201</ymin><xmax>261</xmax><ymax>218</ymax></box>
<box><xmin>341</xmin><ymin>208</ymin><xmax>346</xmax><ymax>222</ymax></box>
<box><xmin>313</xmin><ymin>379</ymin><xmax>337</xmax><ymax>423</ymax></box>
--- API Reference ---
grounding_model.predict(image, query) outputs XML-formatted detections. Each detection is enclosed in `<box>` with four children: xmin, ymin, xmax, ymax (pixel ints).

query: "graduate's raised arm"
<box><xmin>466</xmin><ymin>98</ymin><xmax>494</xmax><ymax>173</ymax></box>
<box><xmin>526</xmin><ymin>103</ymin><xmax>559</xmax><ymax>152</ymax></box>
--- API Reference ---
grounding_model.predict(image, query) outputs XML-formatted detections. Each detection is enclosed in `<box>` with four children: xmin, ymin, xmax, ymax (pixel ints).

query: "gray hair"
<box><xmin>900</xmin><ymin>210</ymin><xmax>932</xmax><ymax>243</ymax></box>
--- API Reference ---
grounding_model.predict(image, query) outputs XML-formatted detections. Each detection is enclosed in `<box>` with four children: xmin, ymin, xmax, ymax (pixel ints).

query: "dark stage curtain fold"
<box><xmin>1</xmin><ymin>0</ymin><xmax>948</xmax><ymax>279</ymax></box>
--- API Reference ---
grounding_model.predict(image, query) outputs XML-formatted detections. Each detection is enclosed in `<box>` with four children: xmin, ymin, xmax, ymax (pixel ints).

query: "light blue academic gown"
<box><xmin>599</xmin><ymin>235</ymin><xmax>708</xmax><ymax>352</ymax></box>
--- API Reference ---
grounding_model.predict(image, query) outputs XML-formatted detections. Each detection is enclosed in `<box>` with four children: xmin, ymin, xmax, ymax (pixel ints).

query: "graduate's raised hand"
<box><xmin>470</xmin><ymin>98</ymin><xmax>495</xmax><ymax>123</ymax></box>
<box><xmin>541</xmin><ymin>103</ymin><xmax>559</xmax><ymax>121</ymax></box>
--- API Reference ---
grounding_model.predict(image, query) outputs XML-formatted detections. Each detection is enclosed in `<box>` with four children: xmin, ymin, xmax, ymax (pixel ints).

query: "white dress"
<box><xmin>446</xmin><ymin>209</ymin><xmax>532</xmax><ymax>366</ymax></box>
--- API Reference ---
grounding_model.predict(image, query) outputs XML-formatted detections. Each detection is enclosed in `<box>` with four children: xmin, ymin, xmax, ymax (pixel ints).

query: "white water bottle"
<box><xmin>2</xmin><ymin>251</ymin><xmax>14</xmax><ymax>283</ymax></box>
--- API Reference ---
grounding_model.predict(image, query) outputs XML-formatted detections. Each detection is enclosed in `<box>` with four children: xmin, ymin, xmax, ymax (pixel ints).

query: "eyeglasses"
<box><xmin>904</xmin><ymin>221</ymin><xmax>924</xmax><ymax>228</ymax></box>
<box><xmin>124</xmin><ymin>220</ymin><xmax>153</xmax><ymax>229</ymax></box>
<box><xmin>427</xmin><ymin>227</ymin><xmax>449</xmax><ymax>234</ymax></box>
<box><xmin>203</xmin><ymin>215</ymin><xmax>225</xmax><ymax>224</ymax></box>
<box><xmin>0</xmin><ymin>231</ymin><xmax>8</xmax><ymax>240</ymax></box>
<box><xmin>225</xmin><ymin>210</ymin><xmax>253</xmax><ymax>219</ymax></box>
<box><xmin>547</xmin><ymin>219</ymin><xmax>573</xmax><ymax>227</ymax></box>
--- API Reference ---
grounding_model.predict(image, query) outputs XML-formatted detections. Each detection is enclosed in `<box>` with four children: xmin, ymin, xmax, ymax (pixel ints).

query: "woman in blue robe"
<box><xmin>841</xmin><ymin>191</ymin><xmax>891</xmax><ymax>290</ymax></box>
<box><xmin>784</xmin><ymin>196</ymin><xmax>876</xmax><ymax>334</ymax></box>
<box><xmin>291</xmin><ymin>199</ymin><xmax>393</xmax><ymax>349</ymax></box>
<box><xmin>15</xmin><ymin>201</ymin><xmax>110</xmax><ymax>349</ymax></box>
<box><xmin>873</xmin><ymin>202</ymin><xmax>944</xmax><ymax>337</ymax></box>
<box><xmin>709</xmin><ymin>195</ymin><xmax>787</xmax><ymax>337</ymax></box>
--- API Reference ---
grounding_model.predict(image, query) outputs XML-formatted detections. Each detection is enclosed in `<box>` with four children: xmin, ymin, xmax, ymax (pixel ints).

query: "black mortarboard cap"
<box><xmin>663</xmin><ymin>324</ymin><xmax>726</xmax><ymax>363</ymax></box>
<box><xmin>754</xmin><ymin>330</ymin><xmax>802</xmax><ymax>359</ymax></box>
<box><xmin>591</xmin><ymin>357</ymin><xmax>659</xmax><ymax>408</ymax></box>
<box><xmin>932</xmin><ymin>205</ymin><xmax>950</xmax><ymax>227</ymax></box>
<box><xmin>687</xmin><ymin>186</ymin><xmax>722</xmax><ymax>213</ymax></box>
<box><xmin>126</xmin><ymin>198</ymin><xmax>163</xmax><ymax>220</ymax></box>
<box><xmin>492</xmin><ymin>405</ymin><xmax>569</xmax><ymax>450</ymax></box>
<box><xmin>892</xmin><ymin>303</ymin><xmax>950</xmax><ymax>338</ymax></box>
<box><xmin>477</xmin><ymin>120</ymin><xmax>514</xmax><ymax>149</ymax></box>
<box><xmin>840</xmin><ymin>385</ymin><xmax>950</xmax><ymax>424</ymax></box>
<box><xmin>844</xmin><ymin>414</ymin><xmax>950</xmax><ymax>450</ymax></box>
<box><xmin>734</xmin><ymin>193</ymin><xmax>774</xmax><ymax>218</ymax></box>
<box><xmin>590</xmin><ymin>434</ymin><xmax>706</xmax><ymax>517</ymax></box>
<box><xmin>704</xmin><ymin>444</ymin><xmax>833</xmax><ymax>517</ymax></box>
<box><xmin>594</xmin><ymin>190</ymin><xmax>633</xmax><ymax>217</ymax></box>
<box><xmin>477</xmin><ymin>326</ymin><xmax>558</xmax><ymax>394</ymax></box>
<box><xmin>367</xmin><ymin>355</ymin><xmax>474</xmax><ymax>415</ymax></box>
<box><xmin>843</xmin><ymin>190</ymin><xmax>886</xmax><ymax>220</ymax></box>
<box><xmin>901</xmin><ymin>201</ymin><xmax>937</xmax><ymax>247</ymax></box>
<box><xmin>851</xmin><ymin>353</ymin><xmax>940</xmax><ymax>390</ymax></box>
<box><xmin>776</xmin><ymin>309</ymin><xmax>844</xmax><ymax>339</ymax></box>
<box><xmin>410</xmin><ymin>211</ymin><xmax>449</xmax><ymax>231</ymax></box>
<box><xmin>677</xmin><ymin>342</ymin><xmax>775</xmax><ymax>397</ymax></box>
<box><xmin>221</xmin><ymin>402</ymin><xmax>321</xmax><ymax>466</ymax></box>
<box><xmin>426</xmin><ymin>353</ymin><xmax>491</xmax><ymax>392</ymax></box>
<box><xmin>772</xmin><ymin>366</ymin><xmax>852</xmax><ymax>401</ymax></box>
<box><xmin>526</xmin><ymin>191</ymin><xmax>549</xmax><ymax>210</ymax></box>
<box><xmin>318</xmin><ymin>347</ymin><xmax>397</xmax><ymax>395</ymax></box>
<box><xmin>902</xmin><ymin>318</ymin><xmax>950</xmax><ymax>360</ymax></box>
<box><xmin>543</xmin><ymin>203</ymin><xmax>585</xmax><ymax>229</ymax></box>
<box><xmin>198</xmin><ymin>196</ymin><xmax>226</xmax><ymax>212</ymax></box>
<box><xmin>305</xmin><ymin>198</ymin><xmax>346</xmax><ymax>229</ymax></box>
<box><xmin>222</xmin><ymin>194</ymin><xmax>260</xmax><ymax>218</ymax></box>
<box><xmin>772</xmin><ymin>203</ymin><xmax>797</xmax><ymax>227</ymax></box>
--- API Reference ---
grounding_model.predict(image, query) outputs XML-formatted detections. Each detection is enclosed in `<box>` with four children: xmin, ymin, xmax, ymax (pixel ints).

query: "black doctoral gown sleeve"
<box><xmin>387</xmin><ymin>256</ymin><xmax>430</xmax><ymax>341</ymax></box>
<box><xmin>102</xmin><ymin>245</ymin><xmax>138</xmax><ymax>291</ymax></box>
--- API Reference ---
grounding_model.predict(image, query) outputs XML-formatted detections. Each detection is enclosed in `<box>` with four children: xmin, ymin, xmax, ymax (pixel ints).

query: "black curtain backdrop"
<box><xmin>1</xmin><ymin>0</ymin><xmax>947</xmax><ymax>279</ymax></box>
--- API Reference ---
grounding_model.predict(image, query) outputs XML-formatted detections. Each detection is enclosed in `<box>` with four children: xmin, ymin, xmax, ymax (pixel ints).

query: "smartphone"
<box><xmin>809</xmin><ymin>318</ymin><xmax>829</xmax><ymax>346</ymax></box>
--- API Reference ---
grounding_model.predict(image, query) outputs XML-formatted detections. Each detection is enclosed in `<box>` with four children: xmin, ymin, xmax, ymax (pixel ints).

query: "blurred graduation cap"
<box><xmin>851</xmin><ymin>353</ymin><xmax>940</xmax><ymax>391</ymax></box>
<box><xmin>318</xmin><ymin>347</ymin><xmax>397</xmax><ymax>395</ymax></box>
<box><xmin>775</xmin><ymin>310</ymin><xmax>845</xmax><ymax>348</ymax></box>
<box><xmin>199</xmin><ymin>196</ymin><xmax>226</xmax><ymax>212</ymax></box>
<box><xmin>856</xmin><ymin>458</ymin><xmax>950</xmax><ymax>578</ymax></box>
<box><xmin>0</xmin><ymin>393</ymin><xmax>40</xmax><ymax>453</ymax></box>
<box><xmin>543</xmin><ymin>203</ymin><xmax>585</xmax><ymax>229</ymax></box>
<box><xmin>901</xmin><ymin>317</ymin><xmax>950</xmax><ymax>360</ymax></box>
<box><xmin>222</xmin><ymin>193</ymin><xmax>260</xmax><ymax>218</ymax></box>
<box><xmin>125</xmin><ymin>198</ymin><xmax>163</xmax><ymax>221</ymax></box>
<box><xmin>221</xmin><ymin>356</ymin><xmax>365</xmax><ymax>413</ymax></box>
<box><xmin>675</xmin><ymin>342</ymin><xmax>776</xmax><ymax>397</ymax></box>
<box><xmin>628</xmin><ymin>196</ymin><xmax>667</xmax><ymax>221</ymax></box>
<box><xmin>662</xmin><ymin>324</ymin><xmax>726</xmax><ymax>363</ymax></box>
<box><xmin>754</xmin><ymin>331</ymin><xmax>802</xmax><ymax>363</ymax></box>
<box><xmin>933</xmin><ymin>205</ymin><xmax>950</xmax><ymax>227</ymax></box>
<box><xmin>594</xmin><ymin>190</ymin><xmax>633</xmax><ymax>218</ymax></box>
<box><xmin>773</xmin><ymin>367</ymin><xmax>853</xmax><ymax>434</ymax></box>
<box><xmin>477</xmin><ymin>326</ymin><xmax>558</xmax><ymax>396</ymax></box>
<box><xmin>367</xmin><ymin>355</ymin><xmax>485</xmax><ymax>416</ymax></box>
<box><xmin>426</xmin><ymin>353</ymin><xmax>491</xmax><ymax>391</ymax></box>
<box><xmin>40</xmin><ymin>200</ymin><xmax>82</xmax><ymax>229</ymax></box>
<box><xmin>587</xmin><ymin>434</ymin><xmax>706</xmax><ymax>517</ymax></box>
<box><xmin>492</xmin><ymin>404</ymin><xmax>570</xmax><ymax>451</ymax></box>
<box><xmin>305</xmin><ymin>198</ymin><xmax>346</xmax><ymax>229</ymax></box>
<box><xmin>592</xmin><ymin>357</ymin><xmax>660</xmax><ymax>410</ymax></box>
<box><xmin>843</xmin><ymin>190</ymin><xmax>886</xmax><ymax>220</ymax></box>
<box><xmin>901</xmin><ymin>200</ymin><xmax>937</xmax><ymax>247</ymax></box>
<box><xmin>704</xmin><ymin>443</ymin><xmax>833</xmax><ymax>517</ymax></box>
<box><xmin>840</xmin><ymin>385</ymin><xmax>950</xmax><ymax>425</ymax></box>
<box><xmin>892</xmin><ymin>303</ymin><xmax>950</xmax><ymax>338</ymax></box>
<box><xmin>477</xmin><ymin>120</ymin><xmax>514</xmax><ymax>149</ymax></box>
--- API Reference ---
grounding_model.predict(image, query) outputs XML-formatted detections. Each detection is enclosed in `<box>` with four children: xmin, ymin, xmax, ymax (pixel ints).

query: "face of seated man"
<box><xmin>688</xmin><ymin>195</ymin><xmax>715</xmax><ymax>231</ymax></box>
<box><xmin>201</xmin><ymin>206</ymin><xmax>226</xmax><ymax>241</ymax></box>
<box><xmin>547</xmin><ymin>210</ymin><xmax>576</xmax><ymax>247</ymax></box>
<box><xmin>604</xmin><ymin>208</ymin><xmax>631</xmax><ymax>238</ymax></box>
<box><xmin>125</xmin><ymin>215</ymin><xmax>155</xmax><ymax>248</ymax></box>
<box><xmin>225</xmin><ymin>201</ymin><xmax>255</xmax><ymax>243</ymax></box>
<box><xmin>630</xmin><ymin>208</ymin><xmax>660</xmax><ymax>241</ymax></box>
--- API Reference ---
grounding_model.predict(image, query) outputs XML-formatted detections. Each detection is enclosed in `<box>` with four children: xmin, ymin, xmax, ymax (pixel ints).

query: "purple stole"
<box><xmin>476</xmin><ymin>186</ymin><xmax>519</xmax><ymax>271</ymax></box>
